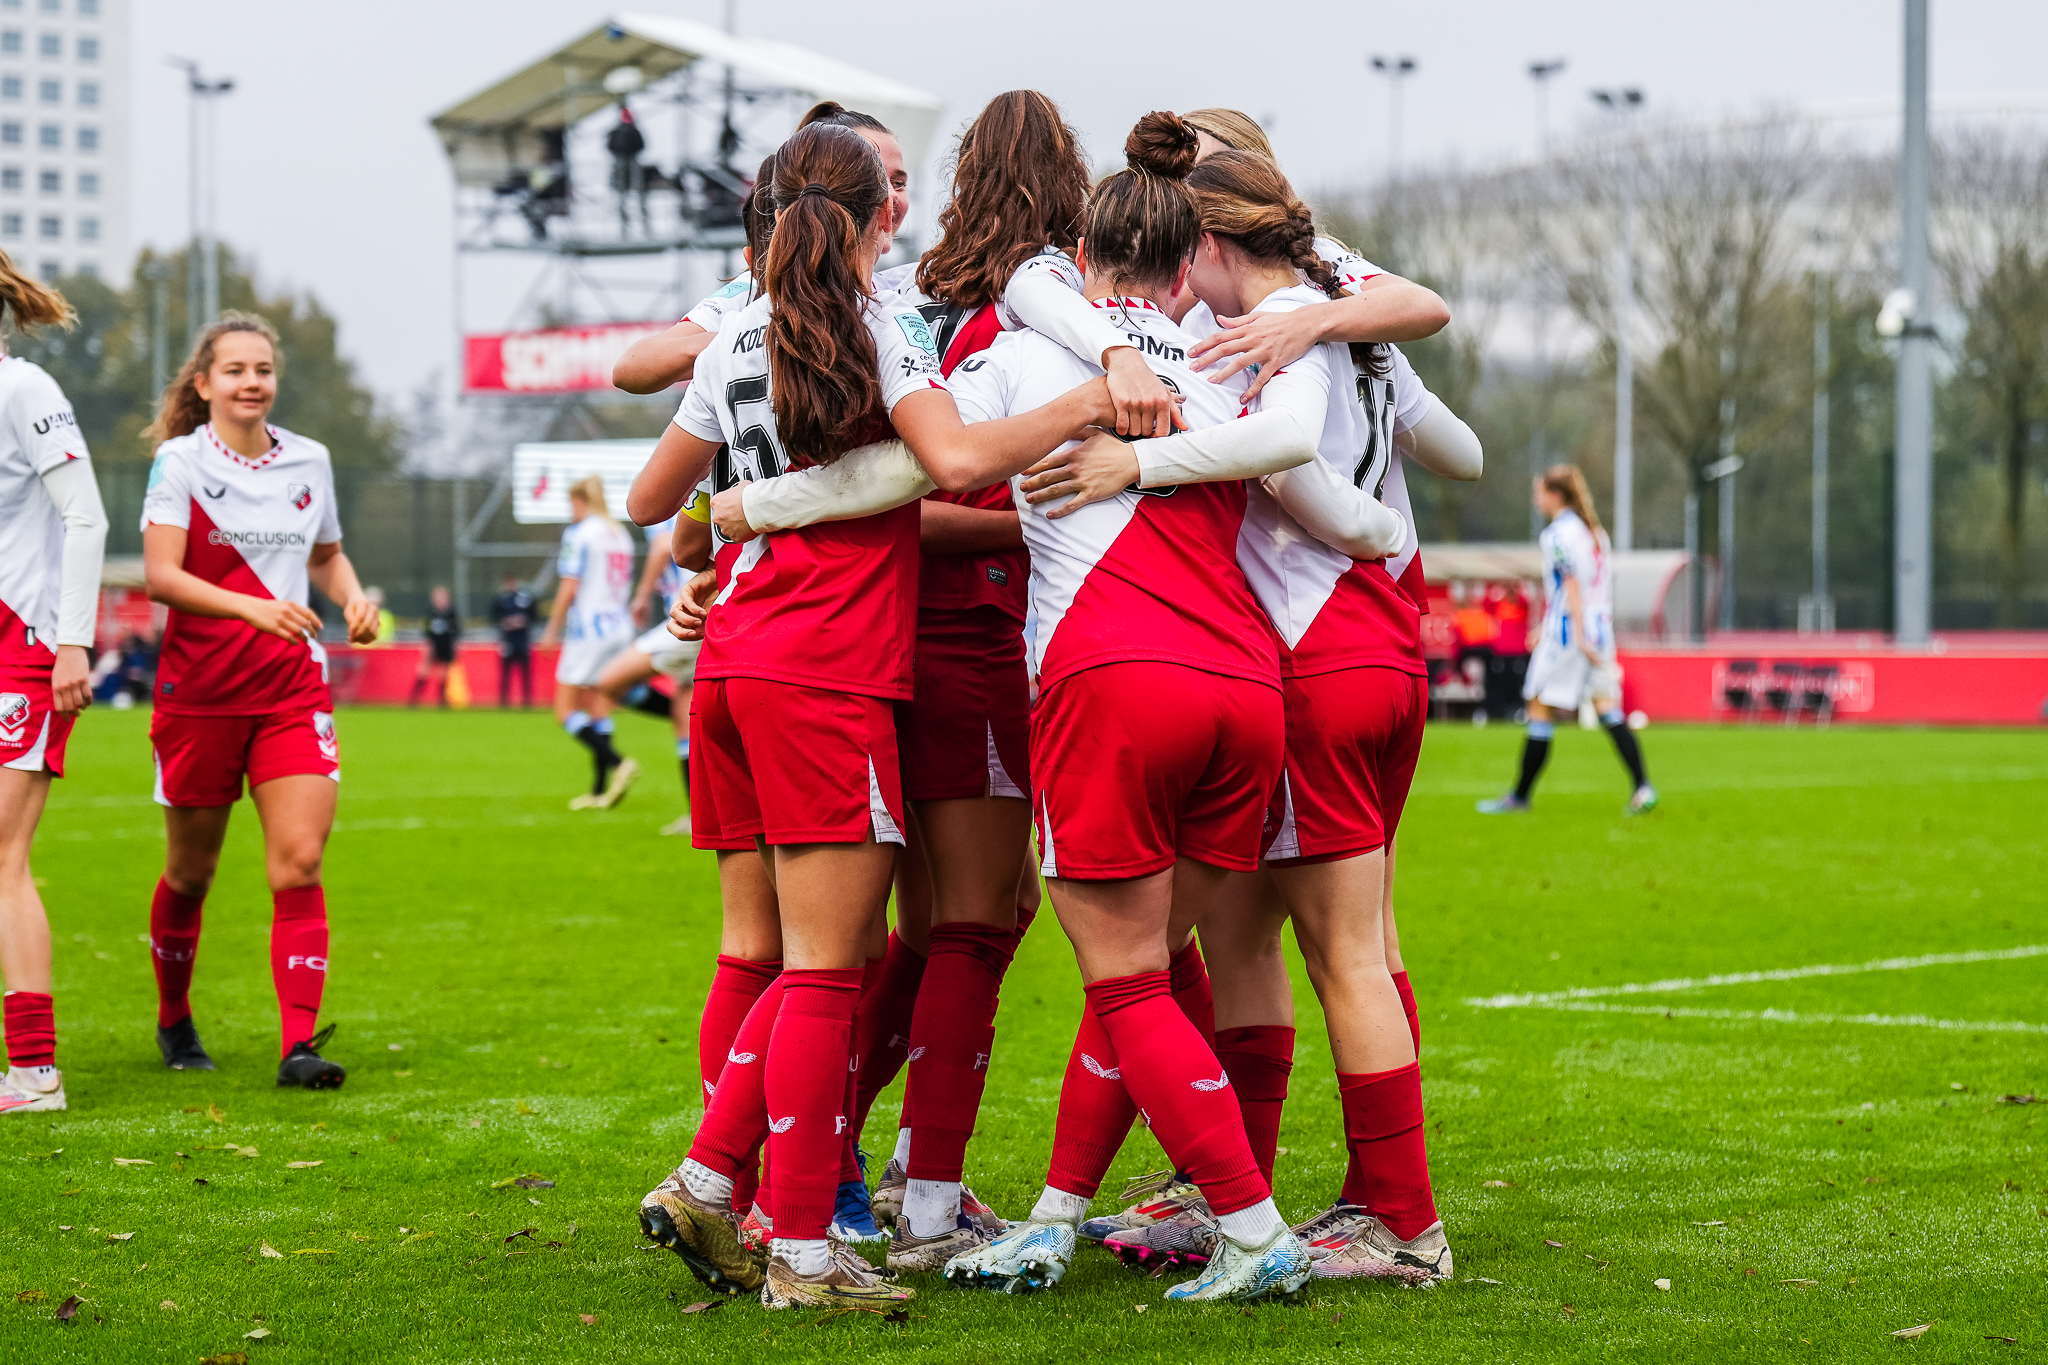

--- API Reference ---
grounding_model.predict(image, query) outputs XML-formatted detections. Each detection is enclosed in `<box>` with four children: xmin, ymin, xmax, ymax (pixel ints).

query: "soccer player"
<box><xmin>1481</xmin><ymin>464</ymin><xmax>1656</xmax><ymax>815</ymax></box>
<box><xmin>539</xmin><ymin>475</ymin><xmax>640</xmax><ymax>810</ymax></box>
<box><xmin>721</xmin><ymin>113</ymin><xmax>1327</xmax><ymax>1304</ymax></box>
<box><xmin>409</xmin><ymin>585</ymin><xmax>458</xmax><ymax>708</ymax></box>
<box><xmin>138</xmin><ymin>312</ymin><xmax>379</xmax><ymax>1089</ymax></box>
<box><xmin>0</xmin><ymin>259</ymin><xmax>105</xmax><ymax>1116</ymax></box>
<box><xmin>629</xmin><ymin>122</ymin><xmax>1117</xmax><ymax>1311</ymax></box>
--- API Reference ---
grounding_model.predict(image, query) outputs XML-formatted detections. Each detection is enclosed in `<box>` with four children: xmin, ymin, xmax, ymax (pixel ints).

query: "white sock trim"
<box><xmin>679</xmin><ymin>1158</ymin><xmax>734</xmax><ymax>1207</ymax></box>
<box><xmin>1030</xmin><ymin>1185</ymin><xmax>1091</xmax><ymax>1226</ymax></box>
<box><xmin>903</xmin><ymin>1178</ymin><xmax>962</xmax><ymax>1238</ymax></box>
<box><xmin>1216</xmin><ymin>1197</ymin><xmax>1285</xmax><ymax>1248</ymax></box>
<box><xmin>891</xmin><ymin>1126</ymin><xmax>913</xmax><ymax>1165</ymax></box>
<box><xmin>771</xmin><ymin>1236</ymin><xmax>831</xmax><ymax>1276</ymax></box>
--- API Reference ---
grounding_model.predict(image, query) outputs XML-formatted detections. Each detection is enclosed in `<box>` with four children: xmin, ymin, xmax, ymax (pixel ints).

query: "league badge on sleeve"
<box><xmin>288</xmin><ymin>482</ymin><xmax>314</xmax><ymax>511</ymax></box>
<box><xmin>895</xmin><ymin>311</ymin><xmax>939</xmax><ymax>358</ymax></box>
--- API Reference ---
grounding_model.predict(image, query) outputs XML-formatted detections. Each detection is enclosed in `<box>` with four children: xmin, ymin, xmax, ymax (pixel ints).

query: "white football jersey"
<box><xmin>0</xmin><ymin>356</ymin><xmax>89</xmax><ymax>652</ymax></box>
<box><xmin>140</xmin><ymin>423</ymin><xmax>342</xmax><ymax>714</ymax></box>
<box><xmin>684</xmin><ymin>273</ymin><xmax>756</xmax><ymax>332</ymax></box>
<box><xmin>1539</xmin><ymin>508</ymin><xmax>1613</xmax><ymax>652</ymax></box>
<box><xmin>556</xmin><ymin>515</ymin><xmax>636</xmax><ymax>642</ymax></box>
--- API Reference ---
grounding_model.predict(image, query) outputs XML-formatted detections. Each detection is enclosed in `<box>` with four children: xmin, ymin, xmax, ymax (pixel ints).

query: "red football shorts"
<box><xmin>690</xmin><ymin>677</ymin><xmax>907</xmax><ymax>848</ymax></box>
<box><xmin>896</xmin><ymin>605</ymin><xmax>1030</xmax><ymax>803</ymax></box>
<box><xmin>1032</xmin><ymin>661</ymin><xmax>1284</xmax><ymax>880</ymax></box>
<box><xmin>1264</xmin><ymin>665</ymin><xmax>1427</xmax><ymax>863</ymax></box>
<box><xmin>0</xmin><ymin>647</ymin><xmax>73</xmax><ymax>777</ymax></box>
<box><xmin>151</xmin><ymin>707</ymin><xmax>341</xmax><ymax>808</ymax></box>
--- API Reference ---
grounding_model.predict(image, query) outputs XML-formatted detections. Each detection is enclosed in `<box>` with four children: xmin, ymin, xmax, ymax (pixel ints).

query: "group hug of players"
<box><xmin>0</xmin><ymin>84</ymin><xmax>1651</xmax><ymax>1312</ymax></box>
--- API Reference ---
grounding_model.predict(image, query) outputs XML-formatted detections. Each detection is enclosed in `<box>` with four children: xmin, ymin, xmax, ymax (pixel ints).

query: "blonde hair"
<box><xmin>1181</xmin><ymin>108</ymin><xmax>1275</xmax><ymax>162</ymax></box>
<box><xmin>568</xmin><ymin>474</ymin><xmax>616</xmax><ymax>526</ymax></box>
<box><xmin>1542</xmin><ymin>464</ymin><xmax>1605</xmax><ymax>539</ymax></box>
<box><xmin>145</xmin><ymin>311</ymin><xmax>281</xmax><ymax>445</ymax></box>
<box><xmin>0</xmin><ymin>248</ymin><xmax>75</xmax><ymax>335</ymax></box>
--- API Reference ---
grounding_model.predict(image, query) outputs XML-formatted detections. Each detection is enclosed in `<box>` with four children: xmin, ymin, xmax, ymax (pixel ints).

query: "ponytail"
<box><xmin>1185</xmin><ymin>151</ymin><xmax>1388</xmax><ymax>379</ymax></box>
<box><xmin>1541</xmin><ymin>463</ymin><xmax>1605</xmax><ymax>539</ymax></box>
<box><xmin>1078</xmin><ymin>111</ymin><xmax>1200</xmax><ymax>293</ymax></box>
<box><xmin>144</xmin><ymin>310</ymin><xmax>280</xmax><ymax>445</ymax></box>
<box><xmin>760</xmin><ymin>123</ymin><xmax>890</xmax><ymax>467</ymax></box>
<box><xmin>0</xmin><ymin>246</ymin><xmax>75</xmax><ymax>335</ymax></box>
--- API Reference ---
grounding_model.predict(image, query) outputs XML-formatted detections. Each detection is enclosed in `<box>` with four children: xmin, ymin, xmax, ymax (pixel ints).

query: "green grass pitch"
<box><xmin>3</xmin><ymin>707</ymin><xmax>2044</xmax><ymax>1362</ymax></box>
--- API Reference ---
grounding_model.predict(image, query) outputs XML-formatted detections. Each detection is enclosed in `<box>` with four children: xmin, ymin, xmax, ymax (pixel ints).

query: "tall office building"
<box><xmin>0</xmin><ymin>0</ymin><xmax>125</xmax><ymax>281</ymax></box>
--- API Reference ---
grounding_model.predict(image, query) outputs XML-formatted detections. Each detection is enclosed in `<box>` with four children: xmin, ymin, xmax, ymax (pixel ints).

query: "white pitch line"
<box><xmin>1466</xmin><ymin>943</ymin><xmax>2048</xmax><ymax>1011</ymax></box>
<box><xmin>1513</xmin><ymin>1001</ymin><xmax>2048</xmax><ymax>1035</ymax></box>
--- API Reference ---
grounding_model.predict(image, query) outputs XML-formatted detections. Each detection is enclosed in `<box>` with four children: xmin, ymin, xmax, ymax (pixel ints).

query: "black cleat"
<box><xmin>276</xmin><ymin>1023</ymin><xmax>346</xmax><ymax>1090</ymax></box>
<box><xmin>156</xmin><ymin>1015</ymin><xmax>217</xmax><ymax>1071</ymax></box>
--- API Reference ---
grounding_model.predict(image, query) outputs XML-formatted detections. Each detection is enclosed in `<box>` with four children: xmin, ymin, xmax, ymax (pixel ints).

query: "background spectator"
<box><xmin>492</xmin><ymin>574</ymin><xmax>536</xmax><ymax>709</ymax></box>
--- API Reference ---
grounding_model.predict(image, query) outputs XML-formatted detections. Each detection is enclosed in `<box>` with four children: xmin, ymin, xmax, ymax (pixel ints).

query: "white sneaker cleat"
<box><xmin>0</xmin><ymin>1066</ymin><xmax>64</xmax><ymax>1114</ymax></box>
<box><xmin>1162</xmin><ymin>1226</ymin><xmax>1311</xmax><ymax>1304</ymax></box>
<box><xmin>889</xmin><ymin>1215</ymin><xmax>996</xmax><ymax>1274</ymax></box>
<box><xmin>942</xmin><ymin>1218</ymin><xmax>1075</xmax><ymax>1294</ymax></box>
<box><xmin>596</xmin><ymin>757</ymin><xmax>641</xmax><ymax>809</ymax></box>
<box><xmin>1294</xmin><ymin>1205</ymin><xmax>1440</xmax><ymax>1284</ymax></box>
<box><xmin>760</xmin><ymin>1245</ymin><xmax>914</xmax><ymax>1311</ymax></box>
<box><xmin>1627</xmin><ymin>784</ymin><xmax>1659</xmax><ymax>815</ymax></box>
<box><xmin>659</xmin><ymin>814</ymin><xmax>694</xmax><ymax>837</ymax></box>
<box><xmin>1078</xmin><ymin>1170</ymin><xmax>1207</xmax><ymax>1243</ymax></box>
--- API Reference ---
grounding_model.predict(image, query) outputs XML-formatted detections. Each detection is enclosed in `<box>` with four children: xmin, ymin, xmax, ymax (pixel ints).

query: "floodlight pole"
<box><xmin>1368</xmin><ymin>55</ymin><xmax>1417</xmax><ymax>191</ymax></box>
<box><xmin>171</xmin><ymin>59</ymin><xmax>233</xmax><ymax>341</ymax></box>
<box><xmin>1593</xmin><ymin>87</ymin><xmax>1644</xmax><ymax>551</ymax></box>
<box><xmin>1894</xmin><ymin>0</ymin><xmax>1934</xmax><ymax>644</ymax></box>
<box><xmin>1801</xmin><ymin>268</ymin><xmax>1835</xmax><ymax>634</ymax></box>
<box><xmin>1527</xmin><ymin>59</ymin><xmax>1565</xmax><ymax>157</ymax></box>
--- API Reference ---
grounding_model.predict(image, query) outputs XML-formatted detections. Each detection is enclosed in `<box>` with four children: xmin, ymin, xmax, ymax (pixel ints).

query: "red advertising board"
<box><xmin>1618</xmin><ymin>640</ymin><xmax>2048</xmax><ymax>725</ymax></box>
<box><xmin>464</xmin><ymin>322</ymin><xmax>670</xmax><ymax>394</ymax></box>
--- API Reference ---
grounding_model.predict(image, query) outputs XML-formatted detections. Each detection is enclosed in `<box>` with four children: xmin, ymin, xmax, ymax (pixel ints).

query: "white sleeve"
<box><xmin>39</xmin><ymin>457</ymin><xmax>106</xmax><ymax>647</ymax></box>
<box><xmin>556</xmin><ymin>525</ymin><xmax>588</xmax><ymax>581</ymax></box>
<box><xmin>1131</xmin><ymin>410</ymin><xmax>1318</xmax><ymax>487</ymax></box>
<box><xmin>674</xmin><ymin>361</ymin><xmax>725</xmax><ymax>440</ymax></box>
<box><xmin>1394</xmin><ymin>395</ymin><xmax>1483</xmax><ymax>482</ymax></box>
<box><xmin>874</xmin><ymin>308</ymin><xmax>947</xmax><ymax>411</ymax></box>
<box><xmin>140</xmin><ymin>443</ymin><xmax>191</xmax><ymax>531</ymax></box>
<box><xmin>683</xmin><ymin>274</ymin><xmax>752</xmax><ymax>330</ymax></box>
<box><xmin>999</xmin><ymin>252</ymin><xmax>1132</xmax><ymax>368</ymax></box>
<box><xmin>316</xmin><ymin>458</ymin><xmax>343</xmax><ymax>542</ymax></box>
<box><xmin>16</xmin><ymin>369</ymin><xmax>88</xmax><ymax>472</ymax></box>
<box><xmin>1261</xmin><ymin>456</ymin><xmax>1407</xmax><ymax>561</ymax></box>
<box><xmin>740</xmin><ymin>440</ymin><xmax>932</xmax><ymax>532</ymax></box>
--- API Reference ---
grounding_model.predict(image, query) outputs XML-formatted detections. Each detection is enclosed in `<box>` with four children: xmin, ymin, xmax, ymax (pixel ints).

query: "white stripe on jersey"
<box><xmin>0</xmin><ymin>356</ymin><xmax>89</xmax><ymax>650</ymax></box>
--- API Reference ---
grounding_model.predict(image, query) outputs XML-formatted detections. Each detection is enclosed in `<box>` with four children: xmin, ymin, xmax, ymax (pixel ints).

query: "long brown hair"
<box><xmin>742</xmin><ymin>149</ymin><xmax>780</xmax><ymax>289</ymax></box>
<box><xmin>0</xmin><ymin>246</ymin><xmax>75</xmax><ymax>335</ymax></box>
<box><xmin>145</xmin><ymin>311</ymin><xmax>281</xmax><ymax>445</ymax></box>
<box><xmin>761</xmin><ymin>123</ymin><xmax>890</xmax><ymax>467</ymax></box>
<box><xmin>1081</xmin><ymin>112</ymin><xmax>1200</xmax><ymax>293</ymax></box>
<box><xmin>1542</xmin><ymin>463</ymin><xmax>1605</xmax><ymax>539</ymax></box>
<box><xmin>1186</xmin><ymin>151</ymin><xmax>1387</xmax><ymax>378</ymax></box>
<box><xmin>917</xmin><ymin>90</ymin><xmax>1090</xmax><ymax>309</ymax></box>
<box><xmin>1180</xmin><ymin>107</ymin><xmax>1274</xmax><ymax>161</ymax></box>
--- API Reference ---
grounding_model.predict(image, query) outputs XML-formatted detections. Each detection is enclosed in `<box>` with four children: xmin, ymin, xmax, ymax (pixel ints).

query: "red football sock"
<box><xmin>852</xmin><ymin>933</ymin><xmax>924</xmax><ymax>1135</ymax></box>
<box><xmin>840</xmin><ymin>955</ymin><xmax>885</xmax><ymax>1182</ymax></box>
<box><xmin>1392</xmin><ymin>970</ymin><xmax>1419</xmax><ymax>1054</ymax></box>
<box><xmin>1214</xmin><ymin>1024</ymin><xmax>1294</xmax><ymax>1186</ymax></box>
<box><xmin>150</xmin><ymin>879</ymin><xmax>206</xmax><ymax>1029</ymax></box>
<box><xmin>689</xmin><ymin>976</ymin><xmax>785</xmax><ymax>1177</ymax></box>
<box><xmin>1044</xmin><ymin>997</ymin><xmax>1139</xmax><ymax>1198</ymax></box>
<box><xmin>270</xmin><ymin>887</ymin><xmax>329</xmax><ymax>1057</ymax></box>
<box><xmin>1088</xmin><ymin>972</ymin><xmax>1266</xmax><ymax>1216</ymax></box>
<box><xmin>700</xmin><ymin>956</ymin><xmax>780</xmax><ymax>1103</ymax></box>
<box><xmin>763</xmin><ymin>967</ymin><xmax>864</xmax><ymax>1240</ymax></box>
<box><xmin>1337</xmin><ymin>1062</ymin><xmax>1438</xmax><ymax>1241</ymax></box>
<box><xmin>1168</xmin><ymin>937</ymin><xmax>1216</xmax><ymax>1046</ymax></box>
<box><xmin>904</xmin><ymin>922</ymin><xmax>1014</xmax><ymax>1183</ymax></box>
<box><xmin>3</xmin><ymin>991</ymin><xmax>56</xmax><ymax>1068</ymax></box>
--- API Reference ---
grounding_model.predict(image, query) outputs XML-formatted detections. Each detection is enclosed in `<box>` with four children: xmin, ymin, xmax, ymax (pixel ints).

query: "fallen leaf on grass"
<box><xmin>244</xmin><ymin>1326</ymin><xmax>271</xmax><ymax>1340</ymax></box>
<box><xmin>1653</xmin><ymin>1278</ymin><xmax>1671</xmax><ymax>1291</ymax></box>
<box><xmin>2001</xmin><ymin>1094</ymin><xmax>2037</xmax><ymax>1106</ymax></box>
<box><xmin>161</xmin><ymin>1300</ymin><xmax>177</xmax><ymax>1311</ymax></box>
<box><xmin>57</xmin><ymin>1225</ymin><xmax>71</xmax><ymax>1231</ymax></box>
<box><xmin>394</xmin><ymin>1071</ymin><xmax>414</xmax><ymax>1078</ymax></box>
<box><xmin>112</xmin><ymin>1158</ymin><xmax>153</xmax><ymax>1167</ymax></box>
<box><xmin>579</xmin><ymin>1314</ymin><xmax>597</xmax><ymax>1325</ymax></box>
<box><xmin>504</xmin><ymin>1228</ymin><xmax>537</xmax><ymax>1244</ymax></box>
<box><xmin>258</xmin><ymin>1243</ymin><xmax>285</xmax><ymax>1259</ymax></box>
<box><xmin>106</xmin><ymin>1232</ymin><xmax>135</xmax><ymax>1243</ymax></box>
<box><xmin>469</xmin><ymin>1119</ymin><xmax>482</xmax><ymax>1129</ymax></box>
<box><xmin>1692</xmin><ymin>1220</ymin><xmax>1726</xmax><ymax>1227</ymax></box>
<box><xmin>401</xmin><ymin>1231</ymin><xmax>436</xmax><ymax>1245</ymax></box>
<box><xmin>515</xmin><ymin>1102</ymin><xmax>539</xmax><ymax>1116</ymax></box>
<box><xmin>27</xmin><ymin>1148</ymin><xmax>62</xmax><ymax>1159</ymax></box>
<box><xmin>1985</xmin><ymin>1336</ymin><xmax>2017</xmax><ymax>1344</ymax></box>
<box><xmin>17</xmin><ymin>1289</ymin><xmax>46</xmax><ymax>1303</ymax></box>
<box><xmin>1780</xmin><ymin>1279</ymin><xmax>1820</xmax><ymax>1286</ymax></box>
<box><xmin>199</xmin><ymin>1353</ymin><xmax>248</xmax><ymax>1365</ymax></box>
<box><xmin>680</xmin><ymin>1300</ymin><xmax>724</xmax><ymax>1314</ymax></box>
<box><xmin>1132</xmin><ymin>1304</ymin><xmax>1147</xmax><ymax>1313</ymax></box>
<box><xmin>55</xmin><ymin>1294</ymin><xmax>80</xmax><ymax>1322</ymax></box>
<box><xmin>1483</xmin><ymin>1179</ymin><xmax>1514</xmax><ymax>1188</ymax></box>
<box><xmin>182</xmin><ymin>1106</ymin><xmax>201</xmax><ymax>1114</ymax></box>
<box><xmin>206</xmin><ymin>1104</ymin><xmax>225</xmax><ymax>1124</ymax></box>
<box><xmin>286</xmin><ymin>1161</ymin><xmax>323</xmax><ymax>1170</ymax></box>
<box><xmin>388</xmin><ymin>1044</ymin><xmax>403</xmax><ymax>1052</ymax></box>
<box><xmin>1560</xmin><ymin>1303</ymin><xmax>1576</xmax><ymax>1318</ymax></box>
<box><xmin>1544</xmin><ymin>1239</ymin><xmax>1566</xmax><ymax>1249</ymax></box>
<box><xmin>491</xmin><ymin>1172</ymin><xmax>552</xmax><ymax>1190</ymax></box>
<box><xmin>1470</xmin><ymin>1277</ymin><xmax>1503</xmax><ymax>1285</ymax></box>
<box><xmin>1815</xmin><ymin>1178</ymin><xmax>1837</xmax><ymax>1187</ymax></box>
<box><xmin>1892</xmin><ymin>1323</ymin><xmax>1932</xmax><ymax>1339</ymax></box>
<box><xmin>292</xmin><ymin>1249</ymin><xmax>331</xmax><ymax>1256</ymax></box>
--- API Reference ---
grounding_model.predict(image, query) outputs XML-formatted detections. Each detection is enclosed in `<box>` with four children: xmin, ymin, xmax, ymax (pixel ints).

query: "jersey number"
<box><xmin>725</xmin><ymin>376</ymin><xmax>786</xmax><ymax>483</ymax></box>
<box><xmin>1354</xmin><ymin>374</ymin><xmax>1396</xmax><ymax>498</ymax></box>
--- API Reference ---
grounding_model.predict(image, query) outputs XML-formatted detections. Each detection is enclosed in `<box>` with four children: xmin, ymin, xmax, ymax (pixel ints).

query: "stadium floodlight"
<box><xmin>1367</xmin><ymin>55</ymin><xmax>1418</xmax><ymax>186</ymax></box>
<box><xmin>1875</xmin><ymin>288</ymin><xmax>1916</xmax><ymax>338</ymax></box>
<box><xmin>1527</xmin><ymin>59</ymin><xmax>1566</xmax><ymax>156</ymax></box>
<box><xmin>603</xmin><ymin>66</ymin><xmax>645</xmax><ymax>95</ymax></box>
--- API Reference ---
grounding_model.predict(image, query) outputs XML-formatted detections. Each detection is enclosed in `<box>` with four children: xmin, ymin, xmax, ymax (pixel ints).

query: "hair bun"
<box><xmin>1125</xmin><ymin>111</ymin><xmax>1198</xmax><ymax>180</ymax></box>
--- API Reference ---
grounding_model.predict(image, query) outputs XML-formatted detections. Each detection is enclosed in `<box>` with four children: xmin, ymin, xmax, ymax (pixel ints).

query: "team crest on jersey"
<box><xmin>895</xmin><ymin>312</ymin><xmax>938</xmax><ymax>357</ymax></box>
<box><xmin>0</xmin><ymin>693</ymin><xmax>29</xmax><ymax>745</ymax></box>
<box><xmin>288</xmin><ymin>482</ymin><xmax>314</xmax><ymax>511</ymax></box>
<box><xmin>312</xmin><ymin>711</ymin><xmax>338</xmax><ymax>760</ymax></box>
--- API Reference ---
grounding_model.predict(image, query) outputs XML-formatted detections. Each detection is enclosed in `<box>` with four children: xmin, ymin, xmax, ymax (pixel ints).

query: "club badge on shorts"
<box><xmin>313</xmin><ymin>711</ymin><xmax>338</xmax><ymax>761</ymax></box>
<box><xmin>0</xmin><ymin>692</ymin><xmax>29</xmax><ymax>746</ymax></box>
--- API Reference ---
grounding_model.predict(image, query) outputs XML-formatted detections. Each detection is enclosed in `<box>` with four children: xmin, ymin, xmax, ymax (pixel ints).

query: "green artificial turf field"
<box><xmin>3</xmin><ymin>707</ymin><xmax>2044</xmax><ymax>1362</ymax></box>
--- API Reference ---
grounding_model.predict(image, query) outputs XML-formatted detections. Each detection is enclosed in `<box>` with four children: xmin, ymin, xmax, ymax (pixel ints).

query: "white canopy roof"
<box><xmin>431</xmin><ymin>11</ymin><xmax>944</xmax><ymax>188</ymax></box>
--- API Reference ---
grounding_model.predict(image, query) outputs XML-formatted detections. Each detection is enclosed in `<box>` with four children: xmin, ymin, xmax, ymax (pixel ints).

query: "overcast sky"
<box><xmin>130</xmin><ymin>0</ymin><xmax>2048</xmax><ymax>410</ymax></box>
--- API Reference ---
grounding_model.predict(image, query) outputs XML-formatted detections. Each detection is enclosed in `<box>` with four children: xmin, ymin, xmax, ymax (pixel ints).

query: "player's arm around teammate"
<box><xmin>0</xmin><ymin>258</ymin><xmax>105</xmax><ymax>1115</ymax></box>
<box><xmin>138</xmin><ymin>314</ymin><xmax>376</xmax><ymax>1090</ymax></box>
